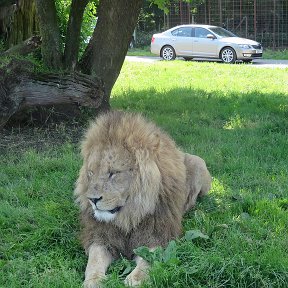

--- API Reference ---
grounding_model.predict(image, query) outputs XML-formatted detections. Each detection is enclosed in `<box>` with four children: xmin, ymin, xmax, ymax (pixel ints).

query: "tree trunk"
<box><xmin>0</xmin><ymin>59</ymin><xmax>105</xmax><ymax>128</ymax></box>
<box><xmin>79</xmin><ymin>0</ymin><xmax>142</xmax><ymax>103</ymax></box>
<box><xmin>35</xmin><ymin>0</ymin><xmax>62</xmax><ymax>69</ymax></box>
<box><xmin>0</xmin><ymin>0</ymin><xmax>38</xmax><ymax>49</ymax></box>
<box><xmin>64</xmin><ymin>0</ymin><xmax>89</xmax><ymax>70</ymax></box>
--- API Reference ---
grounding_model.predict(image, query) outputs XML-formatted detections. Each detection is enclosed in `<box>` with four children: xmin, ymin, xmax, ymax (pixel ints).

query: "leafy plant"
<box><xmin>134</xmin><ymin>230</ymin><xmax>210</xmax><ymax>266</ymax></box>
<box><xmin>134</xmin><ymin>240</ymin><xmax>179</xmax><ymax>265</ymax></box>
<box><xmin>184</xmin><ymin>229</ymin><xmax>210</xmax><ymax>241</ymax></box>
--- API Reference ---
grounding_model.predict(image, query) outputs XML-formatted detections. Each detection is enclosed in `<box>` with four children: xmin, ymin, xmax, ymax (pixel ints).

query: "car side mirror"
<box><xmin>207</xmin><ymin>34</ymin><xmax>216</xmax><ymax>39</ymax></box>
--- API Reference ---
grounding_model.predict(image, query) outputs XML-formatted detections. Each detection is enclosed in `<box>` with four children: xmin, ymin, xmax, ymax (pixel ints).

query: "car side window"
<box><xmin>171</xmin><ymin>27</ymin><xmax>192</xmax><ymax>37</ymax></box>
<box><xmin>171</xmin><ymin>29</ymin><xmax>179</xmax><ymax>36</ymax></box>
<box><xmin>195</xmin><ymin>28</ymin><xmax>210</xmax><ymax>38</ymax></box>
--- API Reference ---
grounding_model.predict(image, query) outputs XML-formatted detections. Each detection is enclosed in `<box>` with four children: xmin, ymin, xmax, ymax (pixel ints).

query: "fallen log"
<box><xmin>0</xmin><ymin>58</ymin><xmax>105</xmax><ymax>128</ymax></box>
<box><xmin>2</xmin><ymin>35</ymin><xmax>42</xmax><ymax>56</ymax></box>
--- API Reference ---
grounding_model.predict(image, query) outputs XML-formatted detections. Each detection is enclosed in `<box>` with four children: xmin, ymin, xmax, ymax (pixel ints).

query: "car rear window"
<box><xmin>171</xmin><ymin>27</ymin><xmax>192</xmax><ymax>37</ymax></box>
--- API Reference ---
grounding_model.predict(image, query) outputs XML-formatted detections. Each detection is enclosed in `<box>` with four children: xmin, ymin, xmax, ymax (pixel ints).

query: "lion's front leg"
<box><xmin>84</xmin><ymin>244</ymin><xmax>113</xmax><ymax>288</ymax></box>
<box><xmin>124</xmin><ymin>255</ymin><xmax>150</xmax><ymax>287</ymax></box>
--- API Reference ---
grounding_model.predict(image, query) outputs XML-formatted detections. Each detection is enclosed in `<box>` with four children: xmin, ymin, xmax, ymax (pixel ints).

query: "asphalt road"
<box><xmin>126</xmin><ymin>56</ymin><xmax>288</xmax><ymax>68</ymax></box>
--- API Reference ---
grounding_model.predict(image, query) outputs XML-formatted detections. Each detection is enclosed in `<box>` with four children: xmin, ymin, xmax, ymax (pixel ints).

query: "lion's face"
<box><xmin>86</xmin><ymin>146</ymin><xmax>136</xmax><ymax>222</ymax></box>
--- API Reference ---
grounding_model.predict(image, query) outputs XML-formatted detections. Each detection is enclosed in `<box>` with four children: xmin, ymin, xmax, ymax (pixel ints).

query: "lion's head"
<box><xmin>75</xmin><ymin>111</ymin><xmax>185</xmax><ymax>232</ymax></box>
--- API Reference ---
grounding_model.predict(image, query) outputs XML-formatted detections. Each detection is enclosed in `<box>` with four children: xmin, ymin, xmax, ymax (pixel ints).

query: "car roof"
<box><xmin>170</xmin><ymin>24</ymin><xmax>218</xmax><ymax>29</ymax></box>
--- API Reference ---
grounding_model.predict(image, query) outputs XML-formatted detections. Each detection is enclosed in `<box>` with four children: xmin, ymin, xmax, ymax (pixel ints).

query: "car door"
<box><xmin>192</xmin><ymin>27</ymin><xmax>218</xmax><ymax>57</ymax></box>
<box><xmin>170</xmin><ymin>27</ymin><xmax>193</xmax><ymax>56</ymax></box>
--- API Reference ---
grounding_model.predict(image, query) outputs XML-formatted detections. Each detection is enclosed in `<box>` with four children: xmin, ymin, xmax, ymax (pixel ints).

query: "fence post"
<box><xmin>273</xmin><ymin>0</ymin><xmax>276</xmax><ymax>49</ymax></box>
<box><xmin>219</xmin><ymin>0</ymin><xmax>222</xmax><ymax>26</ymax></box>
<box><xmin>254</xmin><ymin>0</ymin><xmax>257</xmax><ymax>41</ymax></box>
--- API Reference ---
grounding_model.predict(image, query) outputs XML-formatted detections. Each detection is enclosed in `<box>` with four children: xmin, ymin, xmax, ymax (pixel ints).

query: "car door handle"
<box><xmin>194</xmin><ymin>40</ymin><xmax>199</xmax><ymax>42</ymax></box>
<box><xmin>171</xmin><ymin>38</ymin><xmax>176</xmax><ymax>41</ymax></box>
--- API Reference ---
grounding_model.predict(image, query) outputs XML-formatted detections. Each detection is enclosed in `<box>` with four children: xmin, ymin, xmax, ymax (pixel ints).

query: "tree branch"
<box><xmin>35</xmin><ymin>0</ymin><xmax>63</xmax><ymax>69</ymax></box>
<box><xmin>64</xmin><ymin>0</ymin><xmax>89</xmax><ymax>70</ymax></box>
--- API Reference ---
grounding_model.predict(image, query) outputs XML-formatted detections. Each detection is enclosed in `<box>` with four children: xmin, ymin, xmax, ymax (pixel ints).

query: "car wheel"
<box><xmin>161</xmin><ymin>46</ymin><xmax>176</xmax><ymax>60</ymax></box>
<box><xmin>242</xmin><ymin>59</ymin><xmax>253</xmax><ymax>63</ymax></box>
<box><xmin>183</xmin><ymin>57</ymin><xmax>193</xmax><ymax>61</ymax></box>
<box><xmin>220</xmin><ymin>47</ymin><xmax>236</xmax><ymax>63</ymax></box>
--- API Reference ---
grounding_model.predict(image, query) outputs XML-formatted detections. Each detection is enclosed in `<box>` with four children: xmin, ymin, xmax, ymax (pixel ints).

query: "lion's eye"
<box><xmin>108</xmin><ymin>171</ymin><xmax>114</xmax><ymax>178</ymax></box>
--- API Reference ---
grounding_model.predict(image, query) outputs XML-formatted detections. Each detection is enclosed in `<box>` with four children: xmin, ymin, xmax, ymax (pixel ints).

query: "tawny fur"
<box><xmin>74</xmin><ymin>110</ymin><xmax>211</xmax><ymax>286</ymax></box>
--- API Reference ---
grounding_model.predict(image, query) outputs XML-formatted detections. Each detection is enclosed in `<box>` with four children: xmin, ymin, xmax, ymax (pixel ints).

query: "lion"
<box><xmin>74</xmin><ymin>110</ymin><xmax>211</xmax><ymax>287</ymax></box>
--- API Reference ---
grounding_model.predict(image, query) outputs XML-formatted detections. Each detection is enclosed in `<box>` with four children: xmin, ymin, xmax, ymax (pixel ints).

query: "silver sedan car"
<box><xmin>151</xmin><ymin>24</ymin><xmax>263</xmax><ymax>63</ymax></box>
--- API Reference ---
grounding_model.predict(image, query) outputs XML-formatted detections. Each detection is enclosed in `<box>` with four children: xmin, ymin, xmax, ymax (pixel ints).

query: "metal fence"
<box><xmin>163</xmin><ymin>0</ymin><xmax>288</xmax><ymax>49</ymax></box>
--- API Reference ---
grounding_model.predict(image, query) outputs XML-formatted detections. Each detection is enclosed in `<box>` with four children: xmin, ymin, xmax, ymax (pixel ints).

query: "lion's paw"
<box><xmin>124</xmin><ymin>269</ymin><xmax>148</xmax><ymax>287</ymax></box>
<box><xmin>83</xmin><ymin>275</ymin><xmax>105</xmax><ymax>288</ymax></box>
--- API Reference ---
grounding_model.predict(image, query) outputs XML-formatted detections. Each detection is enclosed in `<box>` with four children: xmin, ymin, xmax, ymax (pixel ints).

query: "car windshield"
<box><xmin>209</xmin><ymin>27</ymin><xmax>237</xmax><ymax>38</ymax></box>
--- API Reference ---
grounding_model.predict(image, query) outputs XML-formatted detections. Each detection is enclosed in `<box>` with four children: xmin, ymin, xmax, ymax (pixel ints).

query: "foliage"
<box><xmin>149</xmin><ymin>0</ymin><xmax>170</xmax><ymax>13</ymax></box>
<box><xmin>134</xmin><ymin>241</ymin><xmax>179</xmax><ymax>265</ymax></box>
<box><xmin>55</xmin><ymin>0</ymin><xmax>71</xmax><ymax>44</ymax></box>
<box><xmin>79</xmin><ymin>1</ymin><xmax>98</xmax><ymax>54</ymax></box>
<box><xmin>54</xmin><ymin>0</ymin><xmax>97</xmax><ymax>54</ymax></box>
<box><xmin>140</xmin><ymin>1</ymin><xmax>165</xmax><ymax>30</ymax></box>
<box><xmin>134</xmin><ymin>30</ymin><xmax>156</xmax><ymax>47</ymax></box>
<box><xmin>134</xmin><ymin>230</ymin><xmax>209</xmax><ymax>265</ymax></box>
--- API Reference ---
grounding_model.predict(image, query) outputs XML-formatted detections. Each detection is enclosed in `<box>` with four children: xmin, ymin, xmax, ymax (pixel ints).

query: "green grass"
<box><xmin>127</xmin><ymin>46</ymin><xmax>153</xmax><ymax>57</ymax></box>
<box><xmin>263</xmin><ymin>49</ymin><xmax>288</xmax><ymax>60</ymax></box>
<box><xmin>1</xmin><ymin>60</ymin><xmax>288</xmax><ymax>287</ymax></box>
<box><xmin>127</xmin><ymin>46</ymin><xmax>288</xmax><ymax>60</ymax></box>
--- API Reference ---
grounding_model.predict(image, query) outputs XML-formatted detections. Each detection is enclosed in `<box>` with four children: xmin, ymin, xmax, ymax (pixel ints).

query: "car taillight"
<box><xmin>151</xmin><ymin>36</ymin><xmax>155</xmax><ymax>43</ymax></box>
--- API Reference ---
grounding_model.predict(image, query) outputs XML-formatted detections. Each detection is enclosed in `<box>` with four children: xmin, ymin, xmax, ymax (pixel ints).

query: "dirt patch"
<box><xmin>0</xmin><ymin>106</ymin><xmax>103</xmax><ymax>154</ymax></box>
<box><xmin>0</xmin><ymin>121</ymin><xmax>87</xmax><ymax>154</ymax></box>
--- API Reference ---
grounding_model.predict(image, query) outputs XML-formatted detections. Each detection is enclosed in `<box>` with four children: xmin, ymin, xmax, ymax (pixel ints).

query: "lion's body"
<box><xmin>75</xmin><ymin>111</ymin><xmax>211</xmax><ymax>286</ymax></box>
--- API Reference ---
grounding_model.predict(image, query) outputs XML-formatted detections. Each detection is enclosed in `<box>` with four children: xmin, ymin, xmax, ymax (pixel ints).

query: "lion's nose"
<box><xmin>88</xmin><ymin>197</ymin><xmax>103</xmax><ymax>205</ymax></box>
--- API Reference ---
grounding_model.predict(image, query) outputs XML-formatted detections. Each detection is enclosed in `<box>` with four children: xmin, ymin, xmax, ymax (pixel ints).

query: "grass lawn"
<box><xmin>263</xmin><ymin>49</ymin><xmax>288</xmax><ymax>60</ymax></box>
<box><xmin>1</xmin><ymin>60</ymin><xmax>288</xmax><ymax>287</ymax></box>
<box><xmin>127</xmin><ymin>46</ymin><xmax>288</xmax><ymax>60</ymax></box>
<box><xmin>127</xmin><ymin>46</ymin><xmax>153</xmax><ymax>57</ymax></box>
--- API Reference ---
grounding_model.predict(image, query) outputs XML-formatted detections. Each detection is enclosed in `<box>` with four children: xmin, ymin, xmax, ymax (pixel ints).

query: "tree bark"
<box><xmin>0</xmin><ymin>59</ymin><xmax>105</xmax><ymax>128</ymax></box>
<box><xmin>35</xmin><ymin>0</ymin><xmax>62</xmax><ymax>69</ymax></box>
<box><xmin>64</xmin><ymin>0</ymin><xmax>89</xmax><ymax>70</ymax></box>
<box><xmin>0</xmin><ymin>0</ymin><xmax>38</xmax><ymax>49</ymax></box>
<box><xmin>79</xmin><ymin>0</ymin><xmax>142</xmax><ymax>103</ymax></box>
